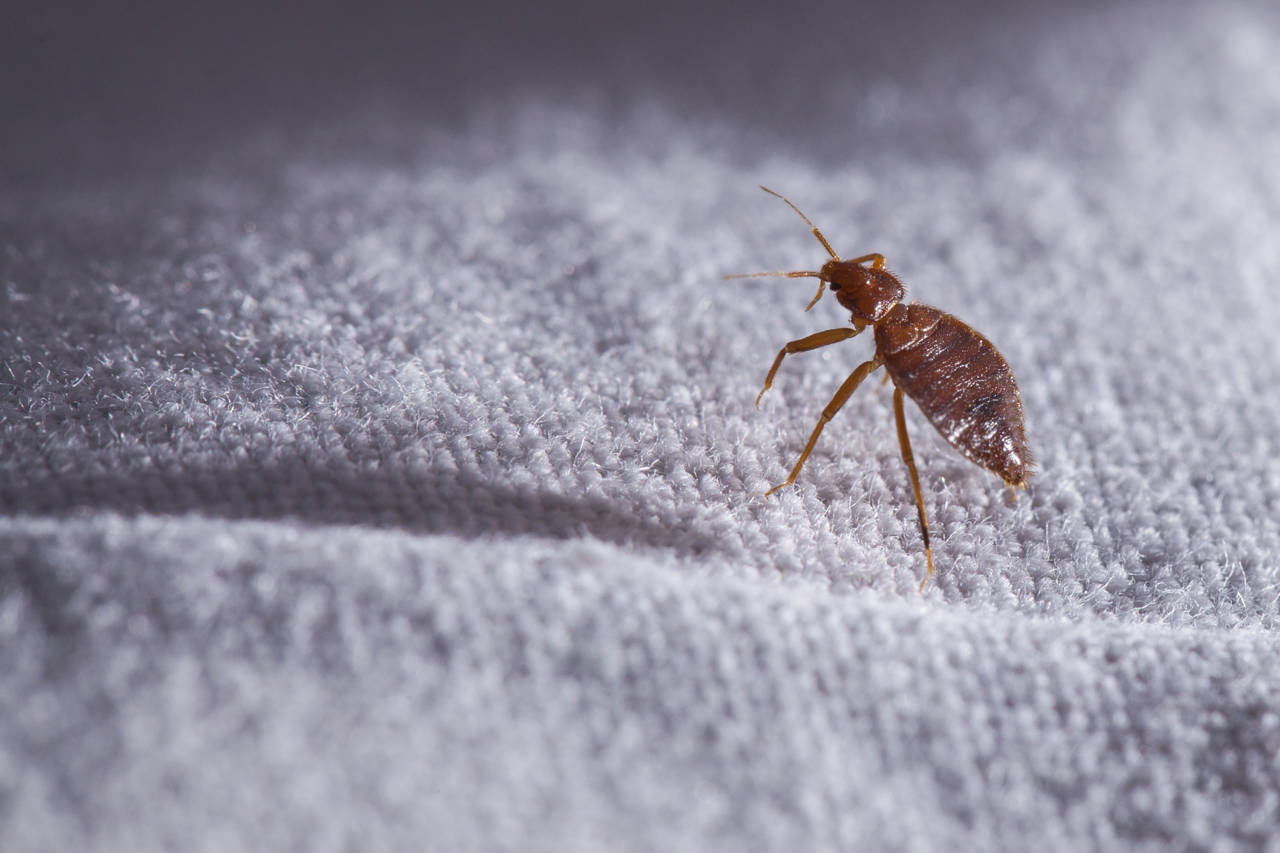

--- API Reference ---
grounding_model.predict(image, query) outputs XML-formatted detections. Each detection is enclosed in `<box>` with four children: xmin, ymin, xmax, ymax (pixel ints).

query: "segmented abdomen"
<box><xmin>875</xmin><ymin>303</ymin><xmax>1031</xmax><ymax>486</ymax></box>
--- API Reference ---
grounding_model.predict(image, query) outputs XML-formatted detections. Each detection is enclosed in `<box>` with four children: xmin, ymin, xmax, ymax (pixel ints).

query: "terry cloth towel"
<box><xmin>3</xmin><ymin>1</ymin><xmax>1280</xmax><ymax>850</ymax></box>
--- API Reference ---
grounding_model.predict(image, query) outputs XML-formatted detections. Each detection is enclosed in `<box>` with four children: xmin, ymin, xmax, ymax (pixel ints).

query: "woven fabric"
<box><xmin>4</xmin><ymin>1</ymin><xmax>1280</xmax><ymax>849</ymax></box>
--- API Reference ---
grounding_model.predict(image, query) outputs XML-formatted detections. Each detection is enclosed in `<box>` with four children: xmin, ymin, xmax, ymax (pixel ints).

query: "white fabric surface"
<box><xmin>4</xmin><ymin>1</ymin><xmax>1280</xmax><ymax>849</ymax></box>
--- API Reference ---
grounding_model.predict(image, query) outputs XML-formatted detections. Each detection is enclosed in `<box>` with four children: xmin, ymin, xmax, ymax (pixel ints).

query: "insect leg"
<box><xmin>765</xmin><ymin>358</ymin><xmax>880</xmax><ymax>497</ymax></box>
<box><xmin>845</xmin><ymin>253</ymin><xmax>886</xmax><ymax>270</ymax></box>
<box><xmin>871</xmin><ymin>371</ymin><xmax>892</xmax><ymax>397</ymax></box>
<box><xmin>892</xmin><ymin>385</ymin><xmax>936</xmax><ymax>591</ymax></box>
<box><xmin>756</xmin><ymin>327</ymin><xmax>862</xmax><ymax>407</ymax></box>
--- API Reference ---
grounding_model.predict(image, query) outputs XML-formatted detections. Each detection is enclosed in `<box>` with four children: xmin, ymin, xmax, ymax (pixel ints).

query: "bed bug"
<box><xmin>727</xmin><ymin>186</ymin><xmax>1031</xmax><ymax>589</ymax></box>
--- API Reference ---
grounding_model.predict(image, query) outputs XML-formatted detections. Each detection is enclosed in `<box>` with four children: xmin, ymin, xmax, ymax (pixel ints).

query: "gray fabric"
<box><xmin>5</xmin><ymin>1</ymin><xmax>1280</xmax><ymax>850</ymax></box>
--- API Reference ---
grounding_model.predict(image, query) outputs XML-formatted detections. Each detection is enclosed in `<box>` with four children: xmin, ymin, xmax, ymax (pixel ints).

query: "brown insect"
<box><xmin>728</xmin><ymin>187</ymin><xmax>1031</xmax><ymax>589</ymax></box>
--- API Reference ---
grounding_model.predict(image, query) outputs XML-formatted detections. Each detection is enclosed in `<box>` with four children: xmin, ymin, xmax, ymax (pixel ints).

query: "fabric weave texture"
<box><xmin>4</xmin><ymin>1</ymin><xmax>1280</xmax><ymax>849</ymax></box>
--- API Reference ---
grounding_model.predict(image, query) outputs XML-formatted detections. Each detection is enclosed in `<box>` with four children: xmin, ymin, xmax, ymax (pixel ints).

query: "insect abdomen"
<box><xmin>876</xmin><ymin>303</ymin><xmax>1031</xmax><ymax>486</ymax></box>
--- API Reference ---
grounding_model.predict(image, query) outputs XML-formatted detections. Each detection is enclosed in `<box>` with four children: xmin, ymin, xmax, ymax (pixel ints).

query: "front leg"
<box><xmin>756</xmin><ymin>327</ymin><xmax>862</xmax><ymax>407</ymax></box>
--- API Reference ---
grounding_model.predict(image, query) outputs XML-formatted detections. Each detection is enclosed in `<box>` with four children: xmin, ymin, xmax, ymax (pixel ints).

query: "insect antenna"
<box><xmin>721</xmin><ymin>269</ymin><xmax>828</xmax><ymax>312</ymax></box>
<box><xmin>726</xmin><ymin>186</ymin><xmax>841</xmax><ymax>311</ymax></box>
<box><xmin>721</xmin><ymin>270</ymin><xmax>822</xmax><ymax>280</ymax></box>
<box><xmin>758</xmin><ymin>186</ymin><xmax>840</xmax><ymax>261</ymax></box>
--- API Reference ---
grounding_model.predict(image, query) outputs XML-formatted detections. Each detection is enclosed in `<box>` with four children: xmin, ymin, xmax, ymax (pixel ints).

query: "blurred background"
<box><xmin>6</xmin><ymin>1</ymin><xmax>1280</xmax><ymax>850</ymax></box>
<box><xmin>4</xmin><ymin>0</ymin><xmax>1139</xmax><ymax>184</ymax></box>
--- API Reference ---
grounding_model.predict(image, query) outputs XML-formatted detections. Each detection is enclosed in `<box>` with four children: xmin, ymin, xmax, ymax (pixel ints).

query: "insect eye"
<box><xmin>829</xmin><ymin>282</ymin><xmax>840</xmax><ymax>291</ymax></box>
